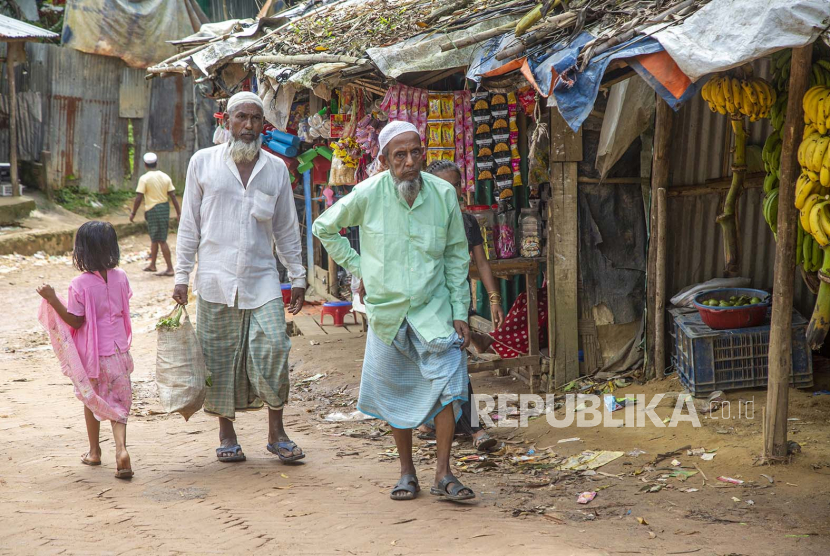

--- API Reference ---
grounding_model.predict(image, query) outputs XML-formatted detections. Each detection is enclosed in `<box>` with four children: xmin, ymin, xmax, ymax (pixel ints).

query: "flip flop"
<box><xmin>430</xmin><ymin>474</ymin><xmax>476</xmax><ymax>502</ymax></box>
<box><xmin>416</xmin><ymin>428</ymin><xmax>436</xmax><ymax>440</ymax></box>
<box><xmin>216</xmin><ymin>444</ymin><xmax>246</xmax><ymax>463</ymax></box>
<box><xmin>81</xmin><ymin>452</ymin><xmax>101</xmax><ymax>466</ymax></box>
<box><xmin>114</xmin><ymin>468</ymin><xmax>134</xmax><ymax>480</ymax></box>
<box><xmin>474</xmin><ymin>432</ymin><xmax>498</xmax><ymax>452</ymax></box>
<box><xmin>390</xmin><ymin>474</ymin><xmax>420</xmax><ymax>501</ymax></box>
<box><xmin>267</xmin><ymin>441</ymin><xmax>305</xmax><ymax>462</ymax></box>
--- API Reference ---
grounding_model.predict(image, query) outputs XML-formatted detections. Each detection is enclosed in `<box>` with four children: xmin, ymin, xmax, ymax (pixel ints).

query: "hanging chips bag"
<box><xmin>441</xmin><ymin>94</ymin><xmax>454</xmax><ymax>119</ymax></box>
<box><xmin>426</xmin><ymin>149</ymin><xmax>443</xmax><ymax>165</ymax></box>
<box><xmin>428</xmin><ymin>94</ymin><xmax>442</xmax><ymax>120</ymax></box>
<box><xmin>418</xmin><ymin>89</ymin><xmax>429</xmax><ymax>143</ymax></box>
<box><xmin>442</xmin><ymin>149</ymin><xmax>456</xmax><ymax>161</ymax></box>
<box><xmin>388</xmin><ymin>85</ymin><xmax>402</xmax><ymax>120</ymax></box>
<box><xmin>428</xmin><ymin>122</ymin><xmax>442</xmax><ymax>148</ymax></box>
<box><xmin>441</xmin><ymin>122</ymin><xmax>455</xmax><ymax>148</ymax></box>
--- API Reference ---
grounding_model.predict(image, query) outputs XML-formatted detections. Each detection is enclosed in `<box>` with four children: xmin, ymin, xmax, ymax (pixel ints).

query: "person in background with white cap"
<box><xmin>130</xmin><ymin>152</ymin><xmax>181</xmax><ymax>276</ymax></box>
<box><xmin>172</xmin><ymin>91</ymin><xmax>307</xmax><ymax>465</ymax></box>
<box><xmin>313</xmin><ymin>121</ymin><xmax>476</xmax><ymax>503</ymax></box>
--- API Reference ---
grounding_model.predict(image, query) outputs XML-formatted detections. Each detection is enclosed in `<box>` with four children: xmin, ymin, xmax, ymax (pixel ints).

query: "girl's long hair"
<box><xmin>72</xmin><ymin>221</ymin><xmax>120</xmax><ymax>272</ymax></box>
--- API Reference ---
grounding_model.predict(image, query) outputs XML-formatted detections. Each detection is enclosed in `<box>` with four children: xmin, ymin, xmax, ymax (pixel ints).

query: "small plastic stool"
<box><xmin>320</xmin><ymin>301</ymin><xmax>358</xmax><ymax>327</ymax></box>
<box><xmin>280</xmin><ymin>284</ymin><xmax>292</xmax><ymax>305</ymax></box>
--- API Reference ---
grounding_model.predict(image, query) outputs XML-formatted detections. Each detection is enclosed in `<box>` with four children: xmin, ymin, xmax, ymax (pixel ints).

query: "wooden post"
<box><xmin>7</xmin><ymin>42</ymin><xmax>21</xmax><ymax>197</ymax></box>
<box><xmin>547</xmin><ymin>108</ymin><xmax>582</xmax><ymax>390</ymax></box>
<box><xmin>654</xmin><ymin>187</ymin><xmax>668</xmax><ymax>378</ymax></box>
<box><xmin>526</xmin><ymin>272</ymin><xmax>539</xmax><ymax>394</ymax></box>
<box><xmin>328</xmin><ymin>256</ymin><xmax>338</xmax><ymax>297</ymax></box>
<box><xmin>646</xmin><ymin>97</ymin><xmax>674</xmax><ymax>379</ymax></box>
<box><xmin>765</xmin><ymin>44</ymin><xmax>813</xmax><ymax>460</ymax></box>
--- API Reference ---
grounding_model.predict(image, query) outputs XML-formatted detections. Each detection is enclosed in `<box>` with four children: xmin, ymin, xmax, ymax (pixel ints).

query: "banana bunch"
<box><xmin>797</xmin><ymin>130</ymin><xmax>830</xmax><ymax>186</ymax></box>
<box><xmin>701</xmin><ymin>75</ymin><xmax>776</xmax><ymax>120</ymax></box>
<box><xmin>771</xmin><ymin>49</ymin><xmax>792</xmax><ymax>92</ymax></box>
<box><xmin>797</xmin><ymin>225</ymin><xmax>823</xmax><ymax>272</ymax></box>
<box><xmin>810</xmin><ymin>60</ymin><xmax>830</xmax><ymax>88</ymax></box>
<box><xmin>762</xmin><ymin>129</ymin><xmax>782</xmax><ymax>183</ymax></box>
<box><xmin>802</xmin><ymin>85</ymin><xmax>830</xmax><ymax>134</ymax></box>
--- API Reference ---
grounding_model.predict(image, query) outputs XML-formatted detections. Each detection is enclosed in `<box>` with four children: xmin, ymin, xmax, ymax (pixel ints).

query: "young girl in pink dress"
<box><xmin>37</xmin><ymin>221</ymin><xmax>134</xmax><ymax>479</ymax></box>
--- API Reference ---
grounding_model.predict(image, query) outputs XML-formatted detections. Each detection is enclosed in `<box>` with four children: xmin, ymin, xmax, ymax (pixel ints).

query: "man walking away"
<box><xmin>173</xmin><ymin>91</ymin><xmax>307</xmax><ymax>464</ymax></box>
<box><xmin>130</xmin><ymin>152</ymin><xmax>181</xmax><ymax>276</ymax></box>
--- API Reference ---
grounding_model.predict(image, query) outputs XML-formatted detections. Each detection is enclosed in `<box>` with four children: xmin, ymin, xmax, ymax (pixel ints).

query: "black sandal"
<box><xmin>390</xmin><ymin>474</ymin><xmax>420</xmax><ymax>501</ymax></box>
<box><xmin>430</xmin><ymin>474</ymin><xmax>475</xmax><ymax>501</ymax></box>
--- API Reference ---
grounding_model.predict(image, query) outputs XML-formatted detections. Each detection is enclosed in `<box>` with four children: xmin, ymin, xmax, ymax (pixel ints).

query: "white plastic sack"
<box><xmin>155</xmin><ymin>306</ymin><xmax>208</xmax><ymax>421</ymax></box>
<box><xmin>670</xmin><ymin>277</ymin><xmax>751</xmax><ymax>308</ymax></box>
<box><xmin>596</xmin><ymin>76</ymin><xmax>655</xmax><ymax>179</ymax></box>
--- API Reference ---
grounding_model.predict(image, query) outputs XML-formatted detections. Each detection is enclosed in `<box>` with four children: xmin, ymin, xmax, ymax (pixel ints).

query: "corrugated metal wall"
<box><xmin>208</xmin><ymin>0</ymin><xmax>261</xmax><ymax>20</ymax></box>
<box><xmin>0</xmin><ymin>43</ymin><xmax>216</xmax><ymax>193</ymax></box>
<box><xmin>665</xmin><ymin>57</ymin><xmax>814</xmax><ymax>316</ymax></box>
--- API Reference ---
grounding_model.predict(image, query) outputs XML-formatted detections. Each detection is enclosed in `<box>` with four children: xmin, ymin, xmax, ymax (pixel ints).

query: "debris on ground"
<box><xmin>324</xmin><ymin>410</ymin><xmax>375</xmax><ymax>422</ymax></box>
<box><xmin>577</xmin><ymin>491</ymin><xmax>597</xmax><ymax>504</ymax></box>
<box><xmin>717</xmin><ymin>476</ymin><xmax>744</xmax><ymax>485</ymax></box>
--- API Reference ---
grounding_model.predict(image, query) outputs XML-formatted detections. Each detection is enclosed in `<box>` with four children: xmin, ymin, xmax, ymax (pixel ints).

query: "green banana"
<box><xmin>813</xmin><ymin>238</ymin><xmax>822</xmax><ymax>271</ymax></box>
<box><xmin>797</xmin><ymin>222</ymin><xmax>804</xmax><ymax>266</ymax></box>
<box><xmin>806</xmin><ymin>248</ymin><xmax>830</xmax><ymax>349</ymax></box>
<box><xmin>804</xmin><ymin>234</ymin><xmax>814</xmax><ymax>271</ymax></box>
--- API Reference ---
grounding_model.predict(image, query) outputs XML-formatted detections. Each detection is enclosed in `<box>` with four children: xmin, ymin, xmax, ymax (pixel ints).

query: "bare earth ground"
<box><xmin>1</xmin><ymin>233</ymin><xmax>829</xmax><ymax>555</ymax></box>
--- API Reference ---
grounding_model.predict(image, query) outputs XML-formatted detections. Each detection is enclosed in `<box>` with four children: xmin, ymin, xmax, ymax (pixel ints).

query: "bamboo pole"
<box><xmin>646</xmin><ymin>96</ymin><xmax>673</xmax><ymax>379</ymax></box>
<box><xmin>765</xmin><ymin>44</ymin><xmax>813</xmax><ymax>460</ymax></box>
<box><xmin>7</xmin><ymin>43</ymin><xmax>19</xmax><ymax>196</ymax></box>
<box><xmin>655</xmin><ymin>187</ymin><xmax>668</xmax><ymax>379</ymax></box>
<box><xmin>229</xmin><ymin>54</ymin><xmax>361</xmax><ymax>65</ymax></box>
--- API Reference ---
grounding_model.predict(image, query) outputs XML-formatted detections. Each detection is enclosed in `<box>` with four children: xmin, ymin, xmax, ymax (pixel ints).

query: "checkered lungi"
<box><xmin>196</xmin><ymin>296</ymin><xmax>291</xmax><ymax>420</ymax></box>
<box><xmin>357</xmin><ymin>320</ymin><xmax>468</xmax><ymax>430</ymax></box>
<box><xmin>145</xmin><ymin>202</ymin><xmax>170</xmax><ymax>242</ymax></box>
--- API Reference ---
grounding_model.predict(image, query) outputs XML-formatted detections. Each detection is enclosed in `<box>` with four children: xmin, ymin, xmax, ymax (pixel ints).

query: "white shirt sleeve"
<box><xmin>174</xmin><ymin>156</ymin><xmax>203</xmax><ymax>286</ymax></box>
<box><xmin>272</xmin><ymin>165</ymin><xmax>307</xmax><ymax>289</ymax></box>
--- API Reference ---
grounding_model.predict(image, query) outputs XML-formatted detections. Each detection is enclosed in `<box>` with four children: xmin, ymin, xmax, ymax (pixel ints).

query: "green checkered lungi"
<box><xmin>195</xmin><ymin>296</ymin><xmax>291</xmax><ymax>420</ymax></box>
<box><xmin>145</xmin><ymin>202</ymin><xmax>170</xmax><ymax>242</ymax></box>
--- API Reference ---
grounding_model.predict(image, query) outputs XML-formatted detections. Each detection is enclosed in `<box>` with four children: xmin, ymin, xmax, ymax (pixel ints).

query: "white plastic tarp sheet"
<box><xmin>651</xmin><ymin>0</ymin><xmax>830</xmax><ymax>82</ymax></box>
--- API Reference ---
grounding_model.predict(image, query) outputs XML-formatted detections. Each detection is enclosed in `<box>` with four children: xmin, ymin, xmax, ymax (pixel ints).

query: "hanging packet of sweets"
<box><xmin>387</xmin><ymin>85</ymin><xmax>401</xmax><ymax>120</ymax></box>
<box><xmin>380</xmin><ymin>84</ymin><xmax>397</xmax><ymax>113</ymax></box>
<box><xmin>441</xmin><ymin>94</ymin><xmax>454</xmax><ymax>119</ymax></box>
<box><xmin>404</xmin><ymin>86</ymin><xmax>417</xmax><ymax>123</ymax></box>
<box><xmin>426</xmin><ymin>149</ymin><xmax>443</xmax><ymax>166</ymax></box>
<box><xmin>428</xmin><ymin>122</ymin><xmax>442</xmax><ymax>148</ymax></box>
<box><xmin>418</xmin><ymin>89</ymin><xmax>429</xmax><ymax>143</ymax></box>
<box><xmin>441</xmin><ymin>122</ymin><xmax>455</xmax><ymax>148</ymax></box>
<box><xmin>428</xmin><ymin>94</ymin><xmax>442</xmax><ymax>119</ymax></box>
<box><xmin>442</xmin><ymin>149</ymin><xmax>455</xmax><ymax>162</ymax></box>
<box><xmin>462</xmin><ymin>91</ymin><xmax>475</xmax><ymax>192</ymax></box>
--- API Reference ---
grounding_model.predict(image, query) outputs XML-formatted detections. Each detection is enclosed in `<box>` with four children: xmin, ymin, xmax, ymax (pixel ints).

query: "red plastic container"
<box><xmin>692</xmin><ymin>288</ymin><xmax>769</xmax><ymax>330</ymax></box>
<box><xmin>281</xmin><ymin>284</ymin><xmax>292</xmax><ymax>305</ymax></box>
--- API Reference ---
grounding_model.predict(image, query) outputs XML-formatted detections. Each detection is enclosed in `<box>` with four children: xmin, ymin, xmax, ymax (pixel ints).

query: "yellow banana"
<box><xmin>805</xmin><ymin>134</ymin><xmax>820</xmax><ymax>170</ymax></box>
<box><xmin>811</xmin><ymin>201</ymin><xmax>830</xmax><ymax>246</ymax></box>
<box><xmin>741</xmin><ymin>79</ymin><xmax>758</xmax><ymax>104</ymax></box>
<box><xmin>804</xmin><ymin>86</ymin><xmax>825</xmax><ymax>122</ymax></box>
<box><xmin>701</xmin><ymin>81</ymin><xmax>711</xmax><ymax>103</ymax></box>
<box><xmin>819</xmin><ymin>92</ymin><xmax>830</xmax><ymax>134</ymax></box>
<box><xmin>796</xmin><ymin>173</ymin><xmax>816</xmax><ymax>209</ymax></box>
<box><xmin>805</xmin><ymin>123</ymin><xmax>820</xmax><ymax>139</ymax></box>
<box><xmin>807</xmin><ymin>169</ymin><xmax>821</xmax><ymax>182</ymax></box>
<box><xmin>812</xmin><ymin>136</ymin><xmax>830</xmax><ymax>173</ymax></box>
<box><xmin>801</xmin><ymin>193</ymin><xmax>822</xmax><ymax>233</ymax></box>
<box><xmin>820</xmin><ymin>203</ymin><xmax>830</xmax><ymax>238</ymax></box>
<box><xmin>732</xmin><ymin>78</ymin><xmax>744</xmax><ymax>113</ymax></box>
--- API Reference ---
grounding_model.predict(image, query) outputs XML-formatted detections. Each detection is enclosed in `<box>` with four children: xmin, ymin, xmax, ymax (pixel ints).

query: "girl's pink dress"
<box><xmin>38</xmin><ymin>269</ymin><xmax>134</xmax><ymax>423</ymax></box>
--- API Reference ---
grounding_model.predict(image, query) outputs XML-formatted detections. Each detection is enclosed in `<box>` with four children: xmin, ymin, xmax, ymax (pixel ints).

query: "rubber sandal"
<box><xmin>416</xmin><ymin>428</ymin><xmax>436</xmax><ymax>440</ymax></box>
<box><xmin>430</xmin><ymin>474</ymin><xmax>475</xmax><ymax>502</ymax></box>
<box><xmin>474</xmin><ymin>432</ymin><xmax>497</xmax><ymax>452</ymax></box>
<box><xmin>81</xmin><ymin>452</ymin><xmax>101</xmax><ymax>466</ymax></box>
<box><xmin>216</xmin><ymin>444</ymin><xmax>246</xmax><ymax>463</ymax></box>
<box><xmin>390</xmin><ymin>474</ymin><xmax>420</xmax><ymax>501</ymax></box>
<box><xmin>114</xmin><ymin>468</ymin><xmax>134</xmax><ymax>480</ymax></box>
<box><xmin>267</xmin><ymin>441</ymin><xmax>305</xmax><ymax>462</ymax></box>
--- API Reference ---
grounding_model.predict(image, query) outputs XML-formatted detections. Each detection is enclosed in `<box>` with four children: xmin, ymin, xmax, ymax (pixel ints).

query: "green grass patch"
<box><xmin>55</xmin><ymin>186</ymin><xmax>134</xmax><ymax>218</ymax></box>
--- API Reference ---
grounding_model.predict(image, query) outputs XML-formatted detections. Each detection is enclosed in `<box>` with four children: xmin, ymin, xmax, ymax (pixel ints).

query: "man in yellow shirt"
<box><xmin>130</xmin><ymin>152</ymin><xmax>181</xmax><ymax>276</ymax></box>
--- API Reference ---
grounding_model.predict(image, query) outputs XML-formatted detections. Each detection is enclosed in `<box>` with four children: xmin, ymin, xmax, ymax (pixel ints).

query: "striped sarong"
<box><xmin>357</xmin><ymin>320</ymin><xmax>468</xmax><ymax>430</ymax></box>
<box><xmin>145</xmin><ymin>202</ymin><xmax>170</xmax><ymax>242</ymax></box>
<box><xmin>196</xmin><ymin>296</ymin><xmax>291</xmax><ymax>420</ymax></box>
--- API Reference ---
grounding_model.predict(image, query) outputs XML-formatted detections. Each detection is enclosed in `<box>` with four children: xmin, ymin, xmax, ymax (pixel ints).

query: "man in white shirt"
<box><xmin>172</xmin><ymin>91</ymin><xmax>307</xmax><ymax>464</ymax></box>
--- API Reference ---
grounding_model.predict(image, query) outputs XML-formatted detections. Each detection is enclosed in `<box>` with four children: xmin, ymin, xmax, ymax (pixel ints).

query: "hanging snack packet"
<box><xmin>442</xmin><ymin>149</ymin><xmax>456</xmax><ymax>162</ymax></box>
<box><xmin>495</xmin><ymin>166</ymin><xmax>513</xmax><ymax>189</ymax></box>
<box><xmin>442</xmin><ymin>121</ymin><xmax>455</xmax><ymax>148</ymax></box>
<box><xmin>428</xmin><ymin>122</ymin><xmax>442</xmax><ymax>148</ymax></box>
<box><xmin>494</xmin><ymin>143</ymin><xmax>511</xmax><ymax>166</ymax></box>
<box><xmin>476</xmin><ymin>156</ymin><xmax>495</xmax><ymax>172</ymax></box>
<box><xmin>426</xmin><ymin>149</ymin><xmax>442</xmax><ymax>166</ymax></box>
<box><xmin>388</xmin><ymin>85</ymin><xmax>402</xmax><ymax>121</ymax></box>
<box><xmin>418</xmin><ymin>89</ymin><xmax>429</xmax><ymax>143</ymax></box>
<box><xmin>492</xmin><ymin>119</ymin><xmax>510</xmax><ymax>143</ymax></box>
<box><xmin>428</xmin><ymin>94</ymin><xmax>443</xmax><ymax>120</ymax></box>
<box><xmin>441</xmin><ymin>94</ymin><xmax>454</xmax><ymax>119</ymax></box>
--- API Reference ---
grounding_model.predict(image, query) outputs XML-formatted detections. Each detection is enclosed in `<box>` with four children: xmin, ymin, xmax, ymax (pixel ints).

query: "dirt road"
<box><xmin>1</xmin><ymin>233</ymin><xmax>827</xmax><ymax>555</ymax></box>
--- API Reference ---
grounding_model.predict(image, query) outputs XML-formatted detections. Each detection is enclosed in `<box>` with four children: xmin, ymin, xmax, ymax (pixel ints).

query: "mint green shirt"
<box><xmin>312</xmin><ymin>171</ymin><xmax>470</xmax><ymax>345</ymax></box>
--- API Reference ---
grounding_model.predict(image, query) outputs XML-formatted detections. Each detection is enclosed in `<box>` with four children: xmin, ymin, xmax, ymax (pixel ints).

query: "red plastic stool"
<box><xmin>320</xmin><ymin>301</ymin><xmax>358</xmax><ymax>327</ymax></box>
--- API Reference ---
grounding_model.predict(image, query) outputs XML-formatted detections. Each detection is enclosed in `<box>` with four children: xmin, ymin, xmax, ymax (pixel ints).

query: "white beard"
<box><xmin>393</xmin><ymin>173</ymin><xmax>422</xmax><ymax>204</ymax></box>
<box><xmin>228</xmin><ymin>136</ymin><xmax>262</xmax><ymax>164</ymax></box>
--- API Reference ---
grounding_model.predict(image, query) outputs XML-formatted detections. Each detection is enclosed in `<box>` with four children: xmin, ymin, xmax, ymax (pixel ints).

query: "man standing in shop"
<box><xmin>130</xmin><ymin>152</ymin><xmax>181</xmax><ymax>276</ymax></box>
<box><xmin>313</xmin><ymin>121</ymin><xmax>475</xmax><ymax>502</ymax></box>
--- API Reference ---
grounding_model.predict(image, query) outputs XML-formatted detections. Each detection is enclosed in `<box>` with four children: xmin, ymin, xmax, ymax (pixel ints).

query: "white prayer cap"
<box><xmin>378</xmin><ymin>121</ymin><xmax>420</xmax><ymax>154</ymax></box>
<box><xmin>226</xmin><ymin>91</ymin><xmax>264</xmax><ymax>113</ymax></box>
<box><xmin>143</xmin><ymin>152</ymin><xmax>157</xmax><ymax>165</ymax></box>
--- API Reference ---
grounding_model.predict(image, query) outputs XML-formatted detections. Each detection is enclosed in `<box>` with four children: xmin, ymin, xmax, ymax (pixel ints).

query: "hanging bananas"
<box><xmin>701</xmin><ymin>75</ymin><xmax>776</xmax><ymax>121</ymax></box>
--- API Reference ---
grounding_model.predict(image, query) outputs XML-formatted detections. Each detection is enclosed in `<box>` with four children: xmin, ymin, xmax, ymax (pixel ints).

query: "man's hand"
<box><xmin>490</xmin><ymin>304</ymin><xmax>506</xmax><ymax>330</ymax></box>
<box><xmin>129</xmin><ymin>213</ymin><xmax>136</xmax><ymax>223</ymax></box>
<box><xmin>454</xmin><ymin>320</ymin><xmax>470</xmax><ymax>349</ymax></box>
<box><xmin>36</xmin><ymin>284</ymin><xmax>57</xmax><ymax>304</ymax></box>
<box><xmin>172</xmin><ymin>284</ymin><xmax>189</xmax><ymax>305</ymax></box>
<box><xmin>288</xmin><ymin>287</ymin><xmax>306</xmax><ymax>315</ymax></box>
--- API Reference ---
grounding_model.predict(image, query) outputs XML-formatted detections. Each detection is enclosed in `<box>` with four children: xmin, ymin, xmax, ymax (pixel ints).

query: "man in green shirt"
<box><xmin>313</xmin><ymin>121</ymin><xmax>475</xmax><ymax>502</ymax></box>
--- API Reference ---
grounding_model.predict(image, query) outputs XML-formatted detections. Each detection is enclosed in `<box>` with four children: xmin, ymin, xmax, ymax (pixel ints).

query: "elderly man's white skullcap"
<box><xmin>226</xmin><ymin>91</ymin><xmax>264</xmax><ymax>113</ymax></box>
<box><xmin>143</xmin><ymin>152</ymin><xmax>157</xmax><ymax>165</ymax></box>
<box><xmin>378</xmin><ymin>121</ymin><xmax>420</xmax><ymax>154</ymax></box>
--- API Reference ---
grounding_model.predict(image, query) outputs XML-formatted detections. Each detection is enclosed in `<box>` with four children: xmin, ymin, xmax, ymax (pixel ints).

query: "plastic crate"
<box><xmin>670</xmin><ymin>308</ymin><xmax>813</xmax><ymax>396</ymax></box>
